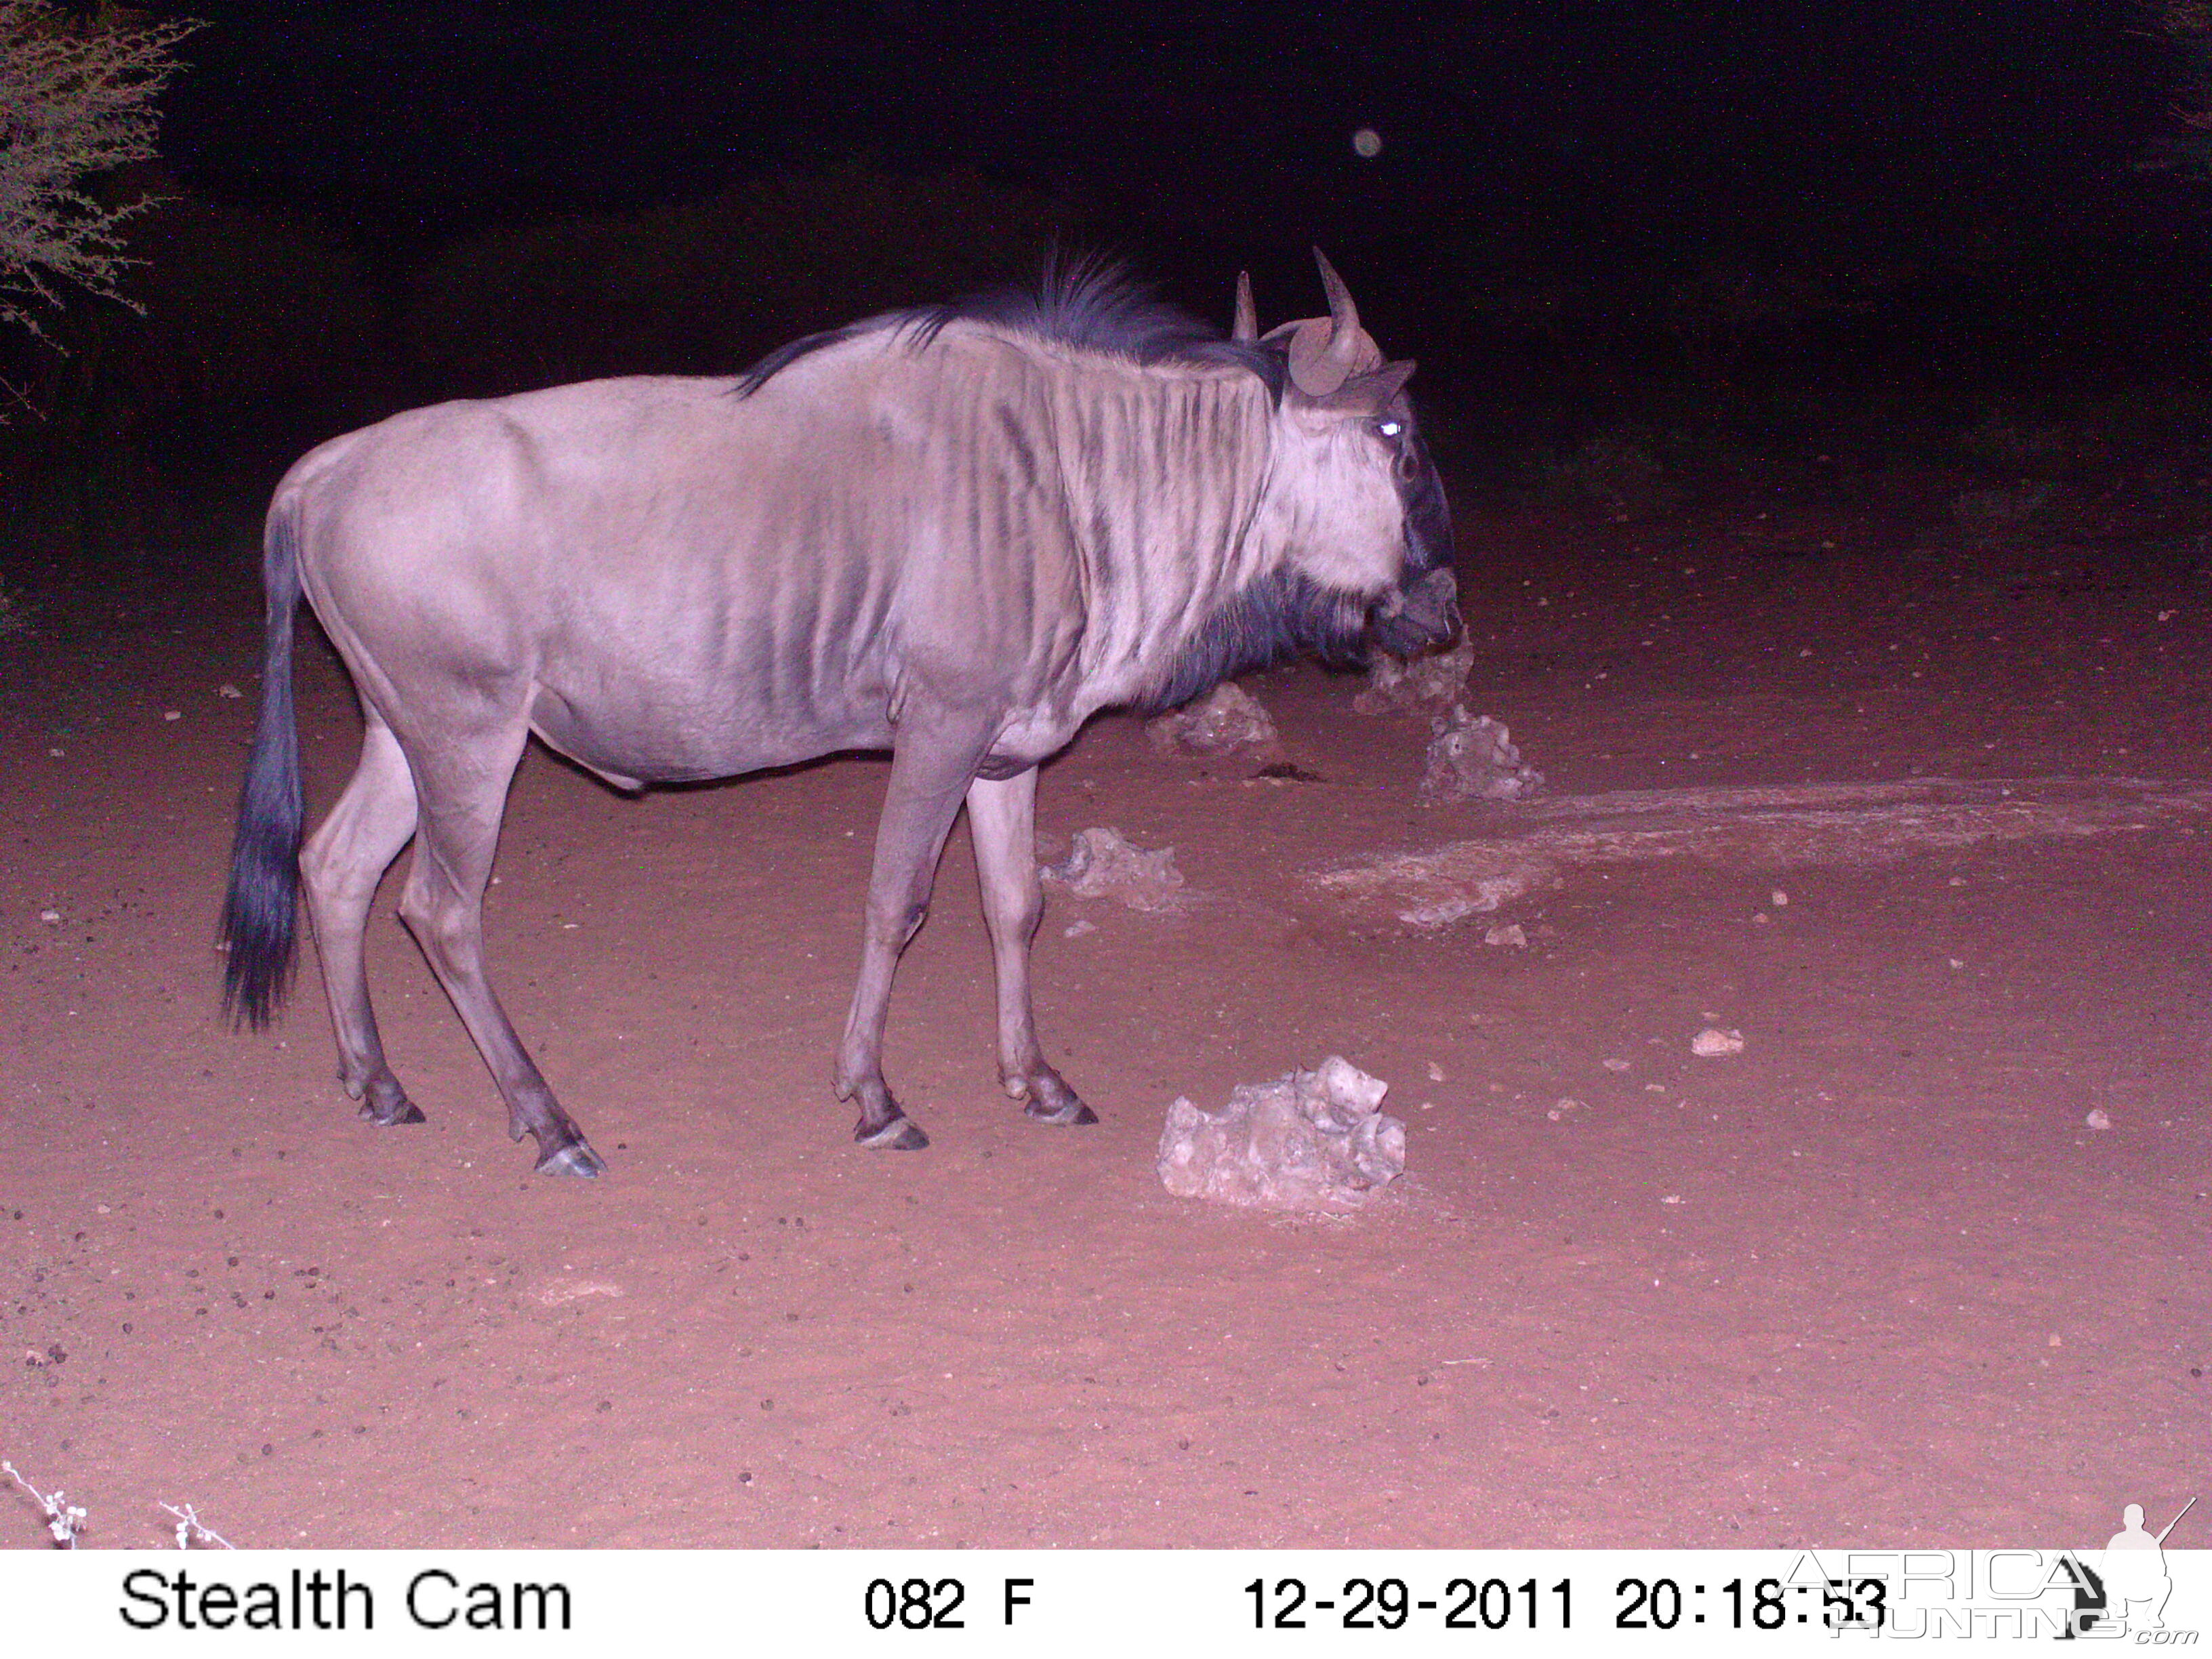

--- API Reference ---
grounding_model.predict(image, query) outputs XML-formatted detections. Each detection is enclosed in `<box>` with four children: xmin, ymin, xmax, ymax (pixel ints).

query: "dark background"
<box><xmin>5</xmin><ymin>0</ymin><xmax>2207</xmax><ymax>571</ymax></box>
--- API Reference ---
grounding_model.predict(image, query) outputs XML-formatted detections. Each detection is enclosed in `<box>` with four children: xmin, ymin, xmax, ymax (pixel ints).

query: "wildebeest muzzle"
<box><xmin>1367</xmin><ymin>567</ymin><xmax>1461</xmax><ymax>658</ymax></box>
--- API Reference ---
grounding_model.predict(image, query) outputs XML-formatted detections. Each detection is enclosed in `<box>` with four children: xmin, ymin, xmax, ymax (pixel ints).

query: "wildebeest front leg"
<box><xmin>966</xmin><ymin>769</ymin><xmax>1096</xmax><ymax>1126</ymax></box>
<box><xmin>835</xmin><ymin>712</ymin><xmax>997</xmax><ymax>1149</ymax></box>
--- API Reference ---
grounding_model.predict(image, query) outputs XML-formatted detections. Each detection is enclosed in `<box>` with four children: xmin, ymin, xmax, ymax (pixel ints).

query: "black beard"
<box><xmin>1140</xmin><ymin>568</ymin><xmax>1368</xmax><ymax>714</ymax></box>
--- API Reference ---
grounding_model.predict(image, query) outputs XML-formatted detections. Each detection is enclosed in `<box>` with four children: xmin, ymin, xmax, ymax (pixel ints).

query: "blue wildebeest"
<box><xmin>220</xmin><ymin>252</ymin><xmax>1459</xmax><ymax>1176</ymax></box>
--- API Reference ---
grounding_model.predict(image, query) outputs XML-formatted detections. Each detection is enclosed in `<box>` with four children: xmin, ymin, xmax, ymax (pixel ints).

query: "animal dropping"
<box><xmin>1158</xmin><ymin>1056</ymin><xmax>1406</xmax><ymax>1211</ymax></box>
<box><xmin>216</xmin><ymin>252</ymin><xmax>1460</xmax><ymax>1173</ymax></box>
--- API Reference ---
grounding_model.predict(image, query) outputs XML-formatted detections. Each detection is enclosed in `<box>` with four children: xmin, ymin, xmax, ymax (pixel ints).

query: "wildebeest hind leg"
<box><xmin>835</xmin><ymin>712</ymin><xmax>997</xmax><ymax>1149</ymax></box>
<box><xmin>966</xmin><ymin>770</ymin><xmax>1095</xmax><ymax>1126</ymax></box>
<box><xmin>397</xmin><ymin>721</ymin><xmax>607</xmax><ymax>1177</ymax></box>
<box><xmin>300</xmin><ymin>714</ymin><xmax>422</xmax><ymax>1126</ymax></box>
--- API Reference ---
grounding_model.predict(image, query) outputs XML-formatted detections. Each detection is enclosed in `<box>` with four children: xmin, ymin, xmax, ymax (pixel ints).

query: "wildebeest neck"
<box><xmin>1139</xmin><ymin>566</ymin><xmax>1367</xmax><ymax>714</ymax></box>
<box><xmin>1038</xmin><ymin>360</ymin><xmax>1282</xmax><ymax>698</ymax></box>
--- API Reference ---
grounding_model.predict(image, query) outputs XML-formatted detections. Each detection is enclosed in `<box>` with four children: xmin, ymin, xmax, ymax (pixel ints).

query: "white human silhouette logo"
<box><xmin>2101</xmin><ymin>1498</ymin><xmax>2195</xmax><ymax>1632</ymax></box>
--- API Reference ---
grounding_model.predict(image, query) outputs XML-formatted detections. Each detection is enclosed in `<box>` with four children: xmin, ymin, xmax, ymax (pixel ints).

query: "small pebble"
<box><xmin>1063</xmin><ymin>918</ymin><xmax>1095</xmax><ymax>939</ymax></box>
<box><xmin>1483</xmin><ymin>923</ymin><xmax>1527</xmax><ymax>949</ymax></box>
<box><xmin>1770</xmin><ymin>888</ymin><xmax>1788</xmax><ymax>907</ymax></box>
<box><xmin>1425</xmin><ymin>1061</ymin><xmax>1445</xmax><ymax>1083</ymax></box>
<box><xmin>1691</xmin><ymin>1027</ymin><xmax>1744</xmax><ymax>1058</ymax></box>
<box><xmin>2085</xmin><ymin>1109</ymin><xmax>2112</xmax><ymax>1131</ymax></box>
<box><xmin>162</xmin><ymin>710</ymin><xmax>180</xmax><ymax>721</ymax></box>
<box><xmin>218</xmin><ymin>683</ymin><xmax>243</xmax><ymax>699</ymax></box>
<box><xmin>1602</xmin><ymin>1058</ymin><xmax>1630</xmax><ymax>1072</ymax></box>
<box><xmin>38</xmin><ymin>909</ymin><xmax>62</xmax><ymax>925</ymax></box>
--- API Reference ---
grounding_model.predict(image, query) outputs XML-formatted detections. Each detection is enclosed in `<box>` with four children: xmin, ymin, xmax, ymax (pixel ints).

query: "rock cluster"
<box><xmin>1158</xmin><ymin>1057</ymin><xmax>1406</xmax><ymax>1212</ymax></box>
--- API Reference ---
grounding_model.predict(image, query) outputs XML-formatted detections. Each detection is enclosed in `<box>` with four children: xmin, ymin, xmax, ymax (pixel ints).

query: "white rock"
<box><xmin>1043</xmin><ymin>827</ymin><xmax>1185</xmax><ymax>913</ymax></box>
<box><xmin>1420</xmin><ymin>709</ymin><xmax>1544</xmax><ymax>805</ymax></box>
<box><xmin>1483</xmin><ymin>922</ymin><xmax>1528</xmax><ymax>948</ymax></box>
<box><xmin>1144</xmin><ymin>682</ymin><xmax>1278</xmax><ymax>758</ymax></box>
<box><xmin>217</xmin><ymin>683</ymin><xmax>243</xmax><ymax>699</ymax></box>
<box><xmin>531</xmin><ymin>1276</ymin><xmax>623</xmax><ymax>1306</ymax></box>
<box><xmin>1158</xmin><ymin>1057</ymin><xmax>1405</xmax><ymax>1211</ymax></box>
<box><xmin>2085</xmin><ymin>1109</ymin><xmax>2112</xmax><ymax>1131</ymax></box>
<box><xmin>1691</xmin><ymin>1027</ymin><xmax>1745</xmax><ymax>1058</ymax></box>
<box><xmin>1355</xmin><ymin>635</ymin><xmax>1475</xmax><ymax>715</ymax></box>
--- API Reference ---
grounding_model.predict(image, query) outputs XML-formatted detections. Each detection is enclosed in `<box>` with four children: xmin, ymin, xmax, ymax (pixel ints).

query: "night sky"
<box><xmin>159</xmin><ymin>1</ymin><xmax>2175</xmax><ymax>276</ymax></box>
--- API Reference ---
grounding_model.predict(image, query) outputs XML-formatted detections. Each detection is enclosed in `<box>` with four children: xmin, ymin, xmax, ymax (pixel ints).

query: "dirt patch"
<box><xmin>1313</xmin><ymin>776</ymin><xmax>2212</xmax><ymax>928</ymax></box>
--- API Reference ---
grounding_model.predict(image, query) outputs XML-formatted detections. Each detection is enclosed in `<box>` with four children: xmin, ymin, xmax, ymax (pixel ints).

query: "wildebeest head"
<box><xmin>1238</xmin><ymin>251</ymin><xmax>1460</xmax><ymax>659</ymax></box>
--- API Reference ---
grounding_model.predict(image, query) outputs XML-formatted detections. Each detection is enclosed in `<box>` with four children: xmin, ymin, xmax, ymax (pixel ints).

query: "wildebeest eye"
<box><xmin>1376</xmin><ymin>419</ymin><xmax>1403</xmax><ymax>438</ymax></box>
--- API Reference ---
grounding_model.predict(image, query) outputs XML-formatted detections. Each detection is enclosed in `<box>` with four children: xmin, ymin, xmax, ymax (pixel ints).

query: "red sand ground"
<box><xmin>1</xmin><ymin>472</ymin><xmax>2204</xmax><ymax>1549</ymax></box>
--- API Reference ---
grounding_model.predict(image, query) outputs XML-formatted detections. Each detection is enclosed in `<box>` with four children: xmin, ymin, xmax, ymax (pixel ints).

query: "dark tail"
<box><xmin>220</xmin><ymin>501</ymin><xmax>306</xmax><ymax>1029</ymax></box>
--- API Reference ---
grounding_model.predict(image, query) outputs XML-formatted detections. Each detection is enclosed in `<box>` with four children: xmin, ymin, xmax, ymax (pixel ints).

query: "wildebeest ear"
<box><xmin>1231</xmin><ymin>272</ymin><xmax>1258</xmax><ymax>343</ymax></box>
<box><xmin>1319</xmin><ymin>359</ymin><xmax>1416</xmax><ymax>414</ymax></box>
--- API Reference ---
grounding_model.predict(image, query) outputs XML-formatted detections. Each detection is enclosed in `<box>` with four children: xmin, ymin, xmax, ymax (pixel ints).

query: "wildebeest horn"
<box><xmin>1288</xmin><ymin>248</ymin><xmax>1379</xmax><ymax>397</ymax></box>
<box><xmin>1315</xmin><ymin>248</ymin><xmax>1358</xmax><ymax>348</ymax></box>
<box><xmin>1231</xmin><ymin>272</ymin><xmax>1258</xmax><ymax>343</ymax></box>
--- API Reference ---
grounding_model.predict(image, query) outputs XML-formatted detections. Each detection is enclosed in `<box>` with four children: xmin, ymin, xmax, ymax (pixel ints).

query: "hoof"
<box><xmin>1023</xmin><ymin>1099</ymin><xmax>1099</xmax><ymax>1127</ymax></box>
<box><xmin>358</xmin><ymin>1097</ymin><xmax>427</xmax><ymax>1127</ymax></box>
<box><xmin>855</xmin><ymin>1115</ymin><xmax>930</xmax><ymax>1151</ymax></box>
<box><xmin>534</xmin><ymin>1139</ymin><xmax>608</xmax><ymax>1178</ymax></box>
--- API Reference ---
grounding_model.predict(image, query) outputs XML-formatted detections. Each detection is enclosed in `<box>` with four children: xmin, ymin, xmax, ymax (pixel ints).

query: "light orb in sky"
<box><xmin>1352</xmin><ymin>127</ymin><xmax>1382</xmax><ymax>159</ymax></box>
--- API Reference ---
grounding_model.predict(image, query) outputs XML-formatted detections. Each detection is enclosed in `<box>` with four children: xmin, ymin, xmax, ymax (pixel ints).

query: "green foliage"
<box><xmin>0</xmin><ymin>1</ymin><xmax>199</xmax><ymax>339</ymax></box>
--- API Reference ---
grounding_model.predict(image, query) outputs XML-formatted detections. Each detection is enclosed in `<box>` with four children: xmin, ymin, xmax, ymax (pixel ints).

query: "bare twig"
<box><xmin>157</xmin><ymin>1500</ymin><xmax>236</xmax><ymax>1551</ymax></box>
<box><xmin>3</xmin><ymin>1458</ymin><xmax>87</xmax><ymax>1548</ymax></box>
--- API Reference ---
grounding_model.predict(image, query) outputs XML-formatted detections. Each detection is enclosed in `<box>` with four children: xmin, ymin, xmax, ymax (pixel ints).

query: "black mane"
<box><xmin>736</xmin><ymin>254</ymin><xmax>1286</xmax><ymax>399</ymax></box>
